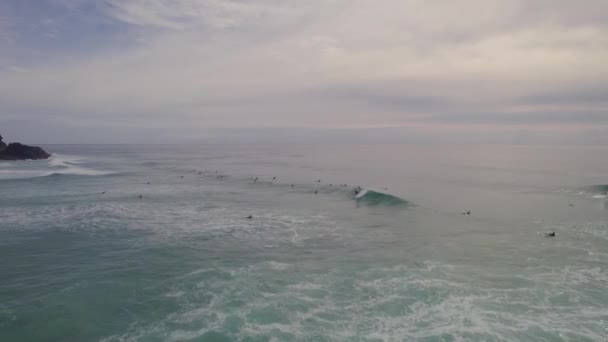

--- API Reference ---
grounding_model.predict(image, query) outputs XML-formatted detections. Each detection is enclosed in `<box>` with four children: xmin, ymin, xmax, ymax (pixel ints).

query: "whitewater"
<box><xmin>0</xmin><ymin>154</ymin><xmax>114</xmax><ymax>180</ymax></box>
<box><xmin>1</xmin><ymin>144</ymin><xmax>607</xmax><ymax>341</ymax></box>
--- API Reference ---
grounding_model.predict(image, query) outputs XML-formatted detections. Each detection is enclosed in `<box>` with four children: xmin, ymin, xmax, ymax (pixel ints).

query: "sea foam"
<box><xmin>0</xmin><ymin>154</ymin><xmax>114</xmax><ymax>180</ymax></box>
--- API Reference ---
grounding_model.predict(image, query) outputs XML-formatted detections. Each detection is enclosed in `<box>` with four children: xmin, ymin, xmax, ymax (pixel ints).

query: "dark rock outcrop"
<box><xmin>0</xmin><ymin>134</ymin><xmax>6</xmax><ymax>152</ymax></box>
<box><xmin>0</xmin><ymin>135</ymin><xmax>50</xmax><ymax>160</ymax></box>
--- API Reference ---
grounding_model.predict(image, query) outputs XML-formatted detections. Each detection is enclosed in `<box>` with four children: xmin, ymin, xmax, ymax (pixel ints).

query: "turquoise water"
<box><xmin>1</xmin><ymin>144</ymin><xmax>607</xmax><ymax>341</ymax></box>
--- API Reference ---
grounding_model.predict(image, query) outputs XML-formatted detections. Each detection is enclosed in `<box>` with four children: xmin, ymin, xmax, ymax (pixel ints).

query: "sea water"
<box><xmin>0</xmin><ymin>144</ymin><xmax>607</xmax><ymax>341</ymax></box>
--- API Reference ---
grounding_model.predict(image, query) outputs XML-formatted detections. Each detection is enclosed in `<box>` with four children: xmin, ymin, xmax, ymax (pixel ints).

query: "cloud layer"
<box><xmin>1</xmin><ymin>0</ymin><xmax>607</xmax><ymax>143</ymax></box>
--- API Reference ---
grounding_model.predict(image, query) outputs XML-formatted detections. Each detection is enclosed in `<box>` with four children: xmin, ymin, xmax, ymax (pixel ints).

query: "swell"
<box><xmin>164</xmin><ymin>166</ymin><xmax>412</xmax><ymax>208</ymax></box>
<box><xmin>574</xmin><ymin>184</ymin><xmax>608</xmax><ymax>199</ymax></box>
<box><xmin>355</xmin><ymin>189</ymin><xmax>410</xmax><ymax>207</ymax></box>
<box><xmin>0</xmin><ymin>154</ymin><xmax>115</xmax><ymax>181</ymax></box>
<box><xmin>588</xmin><ymin>184</ymin><xmax>608</xmax><ymax>195</ymax></box>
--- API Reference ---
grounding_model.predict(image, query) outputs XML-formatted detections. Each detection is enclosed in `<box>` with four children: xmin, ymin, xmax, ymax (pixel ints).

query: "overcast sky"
<box><xmin>1</xmin><ymin>0</ymin><xmax>607</xmax><ymax>144</ymax></box>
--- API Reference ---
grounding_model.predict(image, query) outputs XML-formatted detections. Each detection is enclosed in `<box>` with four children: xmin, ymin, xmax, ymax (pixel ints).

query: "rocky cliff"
<box><xmin>0</xmin><ymin>134</ymin><xmax>51</xmax><ymax>160</ymax></box>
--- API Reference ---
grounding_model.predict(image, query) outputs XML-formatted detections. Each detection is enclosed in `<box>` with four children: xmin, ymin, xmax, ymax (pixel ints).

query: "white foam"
<box><xmin>287</xmin><ymin>282</ymin><xmax>323</xmax><ymax>290</ymax></box>
<box><xmin>50</xmin><ymin>154</ymin><xmax>114</xmax><ymax>176</ymax></box>
<box><xmin>355</xmin><ymin>189</ymin><xmax>368</xmax><ymax>199</ymax></box>
<box><xmin>48</xmin><ymin>154</ymin><xmax>84</xmax><ymax>167</ymax></box>
<box><xmin>165</xmin><ymin>290</ymin><xmax>185</xmax><ymax>298</ymax></box>
<box><xmin>50</xmin><ymin>166</ymin><xmax>114</xmax><ymax>176</ymax></box>
<box><xmin>97</xmin><ymin>256</ymin><xmax>608</xmax><ymax>342</ymax></box>
<box><xmin>0</xmin><ymin>154</ymin><xmax>114</xmax><ymax>180</ymax></box>
<box><xmin>266</xmin><ymin>261</ymin><xmax>290</xmax><ymax>271</ymax></box>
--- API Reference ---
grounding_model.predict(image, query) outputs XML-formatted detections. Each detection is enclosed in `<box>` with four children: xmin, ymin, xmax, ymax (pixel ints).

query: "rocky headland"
<box><xmin>0</xmin><ymin>134</ymin><xmax>51</xmax><ymax>160</ymax></box>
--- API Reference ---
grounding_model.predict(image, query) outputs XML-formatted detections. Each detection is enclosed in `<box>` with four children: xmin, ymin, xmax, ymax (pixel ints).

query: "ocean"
<box><xmin>0</xmin><ymin>144</ymin><xmax>607</xmax><ymax>341</ymax></box>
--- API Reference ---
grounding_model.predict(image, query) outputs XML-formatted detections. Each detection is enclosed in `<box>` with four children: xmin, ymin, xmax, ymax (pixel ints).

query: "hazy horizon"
<box><xmin>1</xmin><ymin>0</ymin><xmax>607</xmax><ymax>144</ymax></box>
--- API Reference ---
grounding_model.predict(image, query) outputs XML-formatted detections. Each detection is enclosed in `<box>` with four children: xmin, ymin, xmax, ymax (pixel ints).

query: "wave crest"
<box><xmin>355</xmin><ymin>189</ymin><xmax>410</xmax><ymax>207</ymax></box>
<box><xmin>579</xmin><ymin>185</ymin><xmax>608</xmax><ymax>199</ymax></box>
<box><xmin>0</xmin><ymin>154</ymin><xmax>114</xmax><ymax>180</ymax></box>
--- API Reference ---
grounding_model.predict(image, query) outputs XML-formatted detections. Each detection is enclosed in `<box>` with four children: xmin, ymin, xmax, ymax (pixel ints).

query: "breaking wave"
<box><xmin>355</xmin><ymin>189</ymin><xmax>410</xmax><ymax>207</ymax></box>
<box><xmin>0</xmin><ymin>154</ymin><xmax>115</xmax><ymax>180</ymax></box>
<box><xmin>579</xmin><ymin>185</ymin><xmax>608</xmax><ymax>199</ymax></box>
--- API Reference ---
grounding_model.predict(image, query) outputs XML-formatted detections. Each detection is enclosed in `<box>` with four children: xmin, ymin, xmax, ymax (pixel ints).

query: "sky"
<box><xmin>0</xmin><ymin>0</ymin><xmax>607</xmax><ymax>144</ymax></box>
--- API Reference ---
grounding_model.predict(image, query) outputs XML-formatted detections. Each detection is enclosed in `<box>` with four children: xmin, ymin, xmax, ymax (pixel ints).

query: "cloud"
<box><xmin>103</xmin><ymin>0</ymin><xmax>341</xmax><ymax>31</ymax></box>
<box><xmin>1</xmin><ymin>0</ymin><xmax>607</xmax><ymax>143</ymax></box>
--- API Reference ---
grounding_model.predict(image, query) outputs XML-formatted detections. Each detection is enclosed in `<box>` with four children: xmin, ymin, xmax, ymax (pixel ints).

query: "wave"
<box><xmin>588</xmin><ymin>184</ymin><xmax>608</xmax><ymax>193</ymax></box>
<box><xmin>155</xmin><ymin>165</ymin><xmax>414</xmax><ymax>208</ymax></box>
<box><xmin>49</xmin><ymin>154</ymin><xmax>115</xmax><ymax>176</ymax></box>
<box><xmin>354</xmin><ymin>189</ymin><xmax>410</xmax><ymax>207</ymax></box>
<box><xmin>0</xmin><ymin>154</ymin><xmax>115</xmax><ymax>180</ymax></box>
<box><xmin>48</xmin><ymin>154</ymin><xmax>83</xmax><ymax>167</ymax></box>
<box><xmin>580</xmin><ymin>185</ymin><xmax>608</xmax><ymax>198</ymax></box>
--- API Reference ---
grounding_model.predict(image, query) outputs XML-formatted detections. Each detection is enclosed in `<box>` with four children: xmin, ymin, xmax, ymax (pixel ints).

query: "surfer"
<box><xmin>545</xmin><ymin>232</ymin><xmax>556</xmax><ymax>237</ymax></box>
<box><xmin>273</xmin><ymin>176</ymin><xmax>276</xmax><ymax>180</ymax></box>
<box><xmin>246</xmin><ymin>215</ymin><xmax>253</xmax><ymax>219</ymax></box>
<box><xmin>461</xmin><ymin>211</ymin><xmax>471</xmax><ymax>215</ymax></box>
<box><xmin>138</xmin><ymin>195</ymin><xmax>143</xmax><ymax>199</ymax></box>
